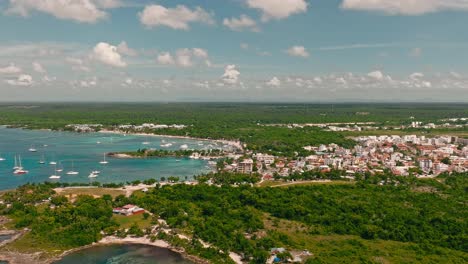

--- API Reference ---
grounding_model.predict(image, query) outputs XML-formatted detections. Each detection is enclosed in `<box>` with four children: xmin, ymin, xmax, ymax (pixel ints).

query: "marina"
<box><xmin>0</xmin><ymin>126</ymin><xmax>219</xmax><ymax>190</ymax></box>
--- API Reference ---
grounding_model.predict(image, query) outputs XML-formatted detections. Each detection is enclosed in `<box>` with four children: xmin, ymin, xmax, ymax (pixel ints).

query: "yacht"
<box><xmin>49</xmin><ymin>161</ymin><xmax>57</xmax><ymax>165</ymax></box>
<box><xmin>28</xmin><ymin>145</ymin><xmax>37</xmax><ymax>152</ymax></box>
<box><xmin>12</xmin><ymin>155</ymin><xmax>19</xmax><ymax>170</ymax></box>
<box><xmin>88</xmin><ymin>172</ymin><xmax>98</xmax><ymax>178</ymax></box>
<box><xmin>13</xmin><ymin>155</ymin><xmax>28</xmax><ymax>175</ymax></box>
<box><xmin>66</xmin><ymin>161</ymin><xmax>79</xmax><ymax>175</ymax></box>
<box><xmin>161</xmin><ymin>143</ymin><xmax>173</xmax><ymax>147</ymax></box>
<box><xmin>99</xmin><ymin>153</ymin><xmax>109</xmax><ymax>164</ymax></box>
<box><xmin>0</xmin><ymin>154</ymin><xmax>5</xmax><ymax>161</ymax></box>
<box><xmin>92</xmin><ymin>170</ymin><xmax>101</xmax><ymax>174</ymax></box>
<box><xmin>49</xmin><ymin>165</ymin><xmax>61</xmax><ymax>179</ymax></box>
<box><xmin>56</xmin><ymin>162</ymin><xmax>64</xmax><ymax>172</ymax></box>
<box><xmin>180</xmin><ymin>144</ymin><xmax>189</xmax><ymax>150</ymax></box>
<box><xmin>38</xmin><ymin>153</ymin><xmax>45</xmax><ymax>164</ymax></box>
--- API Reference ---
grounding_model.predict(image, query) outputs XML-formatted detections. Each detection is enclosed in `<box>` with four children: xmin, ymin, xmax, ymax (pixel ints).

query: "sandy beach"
<box><xmin>99</xmin><ymin>129</ymin><xmax>244</xmax><ymax>151</ymax></box>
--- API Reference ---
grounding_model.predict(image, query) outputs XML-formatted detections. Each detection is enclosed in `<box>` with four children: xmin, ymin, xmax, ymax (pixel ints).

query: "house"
<box><xmin>113</xmin><ymin>204</ymin><xmax>146</xmax><ymax>216</ymax></box>
<box><xmin>238</xmin><ymin>158</ymin><xmax>254</xmax><ymax>174</ymax></box>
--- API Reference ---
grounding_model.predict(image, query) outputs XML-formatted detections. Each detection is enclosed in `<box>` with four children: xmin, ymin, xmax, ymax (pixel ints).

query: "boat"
<box><xmin>175</xmin><ymin>159</ymin><xmax>181</xmax><ymax>162</ymax></box>
<box><xmin>99</xmin><ymin>153</ymin><xmax>109</xmax><ymax>164</ymax></box>
<box><xmin>13</xmin><ymin>155</ymin><xmax>28</xmax><ymax>175</ymax></box>
<box><xmin>66</xmin><ymin>161</ymin><xmax>79</xmax><ymax>175</ymax></box>
<box><xmin>88</xmin><ymin>172</ymin><xmax>98</xmax><ymax>178</ymax></box>
<box><xmin>38</xmin><ymin>153</ymin><xmax>45</xmax><ymax>164</ymax></box>
<box><xmin>180</xmin><ymin>144</ymin><xmax>189</xmax><ymax>150</ymax></box>
<box><xmin>0</xmin><ymin>154</ymin><xmax>5</xmax><ymax>161</ymax></box>
<box><xmin>12</xmin><ymin>155</ymin><xmax>19</xmax><ymax>170</ymax></box>
<box><xmin>92</xmin><ymin>170</ymin><xmax>101</xmax><ymax>174</ymax></box>
<box><xmin>49</xmin><ymin>161</ymin><xmax>57</xmax><ymax>165</ymax></box>
<box><xmin>49</xmin><ymin>164</ymin><xmax>61</xmax><ymax>179</ymax></box>
<box><xmin>56</xmin><ymin>161</ymin><xmax>63</xmax><ymax>172</ymax></box>
<box><xmin>161</xmin><ymin>143</ymin><xmax>173</xmax><ymax>147</ymax></box>
<box><xmin>142</xmin><ymin>141</ymin><xmax>150</xmax><ymax>145</ymax></box>
<box><xmin>28</xmin><ymin>145</ymin><xmax>37</xmax><ymax>152</ymax></box>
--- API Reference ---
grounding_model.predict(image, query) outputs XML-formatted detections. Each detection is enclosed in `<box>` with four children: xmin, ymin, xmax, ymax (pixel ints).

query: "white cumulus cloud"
<box><xmin>0</xmin><ymin>63</ymin><xmax>22</xmax><ymax>74</ymax></box>
<box><xmin>286</xmin><ymin>46</ymin><xmax>309</xmax><ymax>58</ymax></box>
<box><xmin>6</xmin><ymin>0</ymin><xmax>111</xmax><ymax>23</ymax></box>
<box><xmin>139</xmin><ymin>5</ymin><xmax>214</xmax><ymax>30</ymax></box>
<box><xmin>367</xmin><ymin>70</ymin><xmax>384</xmax><ymax>80</ymax></box>
<box><xmin>221</xmin><ymin>65</ymin><xmax>240</xmax><ymax>84</ymax></box>
<box><xmin>341</xmin><ymin>0</ymin><xmax>468</xmax><ymax>15</ymax></box>
<box><xmin>92</xmin><ymin>42</ymin><xmax>126</xmax><ymax>67</ymax></box>
<box><xmin>5</xmin><ymin>74</ymin><xmax>33</xmax><ymax>86</ymax></box>
<box><xmin>117</xmin><ymin>41</ymin><xmax>137</xmax><ymax>56</ymax></box>
<box><xmin>246</xmin><ymin>0</ymin><xmax>308</xmax><ymax>21</ymax></box>
<box><xmin>157</xmin><ymin>48</ymin><xmax>209</xmax><ymax>67</ymax></box>
<box><xmin>157</xmin><ymin>52</ymin><xmax>175</xmax><ymax>65</ymax></box>
<box><xmin>223</xmin><ymin>15</ymin><xmax>259</xmax><ymax>32</ymax></box>
<box><xmin>266</xmin><ymin>77</ymin><xmax>281</xmax><ymax>87</ymax></box>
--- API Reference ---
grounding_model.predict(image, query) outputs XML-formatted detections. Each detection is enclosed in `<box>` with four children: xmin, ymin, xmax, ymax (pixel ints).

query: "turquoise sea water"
<box><xmin>54</xmin><ymin>244</ymin><xmax>194</xmax><ymax>264</ymax></box>
<box><xmin>0</xmin><ymin>127</ymin><xmax>219</xmax><ymax>190</ymax></box>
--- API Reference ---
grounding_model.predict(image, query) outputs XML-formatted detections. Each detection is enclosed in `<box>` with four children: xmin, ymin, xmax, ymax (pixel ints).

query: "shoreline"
<box><xmin>49</xmin><ymin>236</ymin><xmax>210</xmax><ymax>264</ymax></box>
<box><xmin>98</xmin><ymin>129</ymin><xmax>244</xmax><ymax>151</ymax></box>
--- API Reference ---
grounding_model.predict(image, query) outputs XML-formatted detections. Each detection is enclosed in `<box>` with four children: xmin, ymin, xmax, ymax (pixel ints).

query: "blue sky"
<box><xmin>0</xmin><ymin>0</ymin><xmax>467</xmax><ymax>102</ymax></box>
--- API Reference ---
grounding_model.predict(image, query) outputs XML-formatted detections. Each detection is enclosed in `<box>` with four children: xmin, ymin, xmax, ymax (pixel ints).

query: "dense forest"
<box><xmin>0</xmin><ymin>172</ymin><xmax>467</xmax><ymax>263</ymax></box>
<box><xmin>1</xmin><ymin>103</ymin><xmax>467</xmax><ymax>155</ymax></box>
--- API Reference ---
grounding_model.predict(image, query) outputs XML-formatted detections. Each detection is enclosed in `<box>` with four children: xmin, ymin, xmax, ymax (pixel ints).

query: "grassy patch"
<box><xmin>55</xmin><ymin>187</ymin><xmax>125</xmax><ymax>198</ymax></box>
<box><xmin>257</xmin><ymin>180</ymin><xmax>353</xmax><ymax>188</ymax></box>
<box><xmin>2</xmin><ymin>232</ymin><xmax>71</xmax><ymax>258</ymax></box>
<box><xmin>113</xmin><ymin>213</ymin><xmax>152</xmax><ymax>229</ymax></box>
<box><xmin>262</xmin><ymin>215</ymin><xmax>468</xmax><ymax>264</ymax></box>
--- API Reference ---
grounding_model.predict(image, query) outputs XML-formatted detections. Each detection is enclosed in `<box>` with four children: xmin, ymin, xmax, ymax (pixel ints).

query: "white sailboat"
<box><xmin>12</xmin><ymin>155</ymin><xmax>19</xmax><ymax>170</ymax></box>
<box><xmin>13</xmin><ymin>155</ymin><xmax>28</xmax><ymax>175</ymax></box>
<box><xmin>49</xmin><ymin>164</ymin><xmax>61</xmax><ymax>179</ymax></box>
<box><xmin>38</xmin><ymin>153</ymin><xmax>45</xmax><ymax>164</ymax></box>
<box><xmin>99</xmin><ymin>153</ymin><xmax>108</xmax><ymax>164</ymax></box>
<box><xmin>0</xmin><ymin>153</ymin><xmax>5</xmax><ymax>161</ymax></box>
<box><xmin>88</xmin><ymin>172</ymin><xmax>98</xmax><ymax>178</ymax></box>
<box><xmin>28</xmin><ymin>145</ymin><xmax>37</xmax><ymax>152</ymax></box>
<box><xmin>66</xmin><ymin>161</ymin><xmax>79</xmax><ymax>175</ymax></box>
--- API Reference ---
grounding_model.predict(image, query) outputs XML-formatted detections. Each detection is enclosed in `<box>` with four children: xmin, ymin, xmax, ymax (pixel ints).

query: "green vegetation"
<box><xmin>0</xmin><ymin>173</ymin><xmax>467</xmax><ymax>263</ymax></box>
<box><xmin>127</xmin><ymin>172</ymin><xmax>467</xmax><ymax>263</ymax></box>
<box><xmin>2</xmin><ymin>103</ymin><xmax>467</xmax><ymax>154</ymax></box>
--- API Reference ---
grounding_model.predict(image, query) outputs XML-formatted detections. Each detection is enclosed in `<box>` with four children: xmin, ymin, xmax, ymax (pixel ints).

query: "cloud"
<box><xmin>286</xmin><ymin>46</ymin><xmax>309</xmax><ymax>58</ymax></box>
<box><xmin>93</xmin><ymin>0</ymin><xmax>123</xmax><ymax>9</ymax></box>
<box><xmin>221</xmin><ymin>65</ymin><xmax>240</xmax><ymax>84</ymax></box>
<box><xmin>410</xmin><ymin>72</ymin><xmax>424</xmax><ymax>80</ymax></box>
<box><xmin>367</xmin><ymin>70</ymin><xmax>384</xmax><ymax>80</ymax></box>
<box><xmin>5</xmin><ymin>74</ymin><xmax>33</xmax><ymax>86</ymax></box>
<box><xmin>32</xmin><ymin>61</ymin><xmax>46</xmax><ymax>73</ymax></box>
<box><xmin>246</xmin><ymin>0</ymin><xmax>307</xmax><ymax>21</ymax></box>
<box><xmin>266</xmin><ymin>77</ymin><xmax>281</xmax><ymax>87</ymax></box>
<box><xmin>139</xmin><ymin>5</ymin><xmax>214</xmax><ymax>30</ymax></box>
<box><xmin>341</xmin><ymin>0</ymin><xmax>468</xmax><ymax>15</ymax></box>
<box><xmin>66</xmin><ymin>57</ymin><xmax>91</xmax><ymax>72</ymax></box>
<box><xmin>409</xmin><ymin>47</ymin><xmax>422</xmax><ymax>57</ymax></box>
<box><xmin>223</xmin><ymin>15</ymin><xmax>259</xmax><ymax>32</ymax></box>
<box><xmin>92</xmin><ymin>42</ymin><xmax>126</xmax><ymax>67</ymax></box>
<box><xmin>157</xmin><ymin>48</ymin><xmax>210</xmax><ymax>67</ymax></box>
<box><xmin>6</xmin><ymin>0</ymin><xmax>111</xmax><ymax>23</ymax></box>
<box><xmin>157</xmin><ymin>52</ymin><xmax>175</xmax><ymax>65</ymax></box>
<box><xmin>192</xmin><ymin>48</ymin><xmax>208</xmax><ymax>59</ymax></box>
<box><xmin>0</xmin><ymin>63</ymin><xmax>22</xmax><ymax>74</ymax></box>
<box><xmin>117</xmin><ymin>41</ymin><xmax>138</xmax><ymax>56</ymax></box>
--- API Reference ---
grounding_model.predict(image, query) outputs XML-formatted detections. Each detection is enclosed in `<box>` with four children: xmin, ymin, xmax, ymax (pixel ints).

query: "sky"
<box><xmin>0</xmin><ymin>0</ymin><xmax>468</xmax><ymax>102</ymax></box>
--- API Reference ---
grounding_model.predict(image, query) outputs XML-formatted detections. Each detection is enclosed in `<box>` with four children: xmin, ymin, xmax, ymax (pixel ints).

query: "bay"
<box><xmin>54</xmin><ymin>244</ymin><xmax>194</xmax><ymax>264</ymax></box>
<box><xmin>0</xmin><ymin>126</ymin><xmax>219</xmax><ymax>190</ymax></box>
